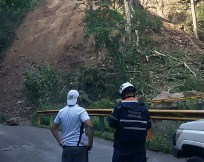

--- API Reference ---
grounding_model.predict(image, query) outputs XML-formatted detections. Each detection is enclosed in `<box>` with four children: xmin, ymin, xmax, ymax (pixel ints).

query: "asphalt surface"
<box><xmin>0</xmin><ymin>125</ymin><xmax>186</xmax><ymax>162</ymax></box>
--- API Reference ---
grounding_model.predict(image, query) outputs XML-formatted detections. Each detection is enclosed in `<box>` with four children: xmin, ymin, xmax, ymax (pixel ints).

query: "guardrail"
<box><xmin>36</xmin><ymin>109</ymin><xmax>204</xmax><ymax>126</ymax></box>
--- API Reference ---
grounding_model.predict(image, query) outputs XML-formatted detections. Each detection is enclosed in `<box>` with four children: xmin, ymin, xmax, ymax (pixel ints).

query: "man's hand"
<box><xmin>59</xmin><ymin>141</ymin><xmax>63</xmax><ymax>148</ymax></box>
<box><xmin>85</xmin><ymin>145</ymin><xmax>92</xmax><ymax>151</ymax></box>
<box><xmin>84</xmin><ymin>119</ymin><xmax>94</xmax><ymax>151</ymax></box>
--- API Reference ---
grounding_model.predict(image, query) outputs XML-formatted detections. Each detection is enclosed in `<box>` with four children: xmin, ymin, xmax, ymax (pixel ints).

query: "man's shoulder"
<box><xmin>74</xmin><ymin>104</ymin><xmax>85</xmax><ymax>109</ymax></box>
<box><xmin>121</xmin><ymin>100</ymin><xmax>148</xmax><ymax>110</ymax></box>
<box><xmin>58</xmin><ymin>106</ymin><xmax>68</xmax><ymax>113</ymax></box>
<box><xmin>72</xmin><ymin>105</ymin><xmax>87</xmax><ymax>114</ymax></box>
<box><xmin>115</xmin><ymin>101</ymin><xmax>123</xmax><ymax>109</ymax></box>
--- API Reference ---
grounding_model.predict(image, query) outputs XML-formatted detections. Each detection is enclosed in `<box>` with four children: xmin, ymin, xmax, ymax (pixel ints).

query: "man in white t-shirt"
<box><xmin>50</xmin><ymin>90</ymin><xmax>94</xmax><ymax>162</ymax></box>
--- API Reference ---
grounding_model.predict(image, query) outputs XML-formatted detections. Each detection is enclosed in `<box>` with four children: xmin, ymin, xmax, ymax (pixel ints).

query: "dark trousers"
<box><xmin>112</xmin><ymin>144</ymin><xmax>147</xmax><ymax>162</ymax></box>
<box><xmin>62</xmin><ymin>146</ymin><xmax>88</xmax><ymax>162</ymax></box>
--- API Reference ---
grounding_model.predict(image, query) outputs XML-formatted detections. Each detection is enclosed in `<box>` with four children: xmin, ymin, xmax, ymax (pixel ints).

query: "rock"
<box><xmin>17</xmin><ymin>100</ymin><xmax>23</xmax><ymax>104</ymax></box>
<box><xmin>152</xmin><ymin>91</ymin><xmax>171</xmax><ymax>100</ymax></box>
<box><xmin>170</xmin><ymin>92</ymin><xmax>184</xmax><ymax>98</ymax></box>
<box><xmin>25</xmin><ymin>106</ymin><xmax>32</xmax><ymax>111</ymax></box>
<box><xmin>6</xmin><ymin>117</ymin><xmax>20</xmax><ymax>126</ymax></box>
<box><xmin>151</xmin><ymin>91</ymin><xmax>184</xmax><ymax>109</ymax></box>
<box><xmin>152</xmin><ymin>91</ymin><xmax>184</xmax><ymax>100</ymax></box>
<box><xmin>184</xmin><ymin>90</ymin><xmax>204</xmax><ymax>97</ymax></box>
<box><xmin>19</xmin><ymin>120</ymin><xmax>32</xmax><ymax>126</ymax></box>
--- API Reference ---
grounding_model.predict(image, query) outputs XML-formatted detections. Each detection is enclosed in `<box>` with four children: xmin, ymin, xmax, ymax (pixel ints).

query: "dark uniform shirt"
<box><xmin>109</xmin><ymin>97</ymin><xmax>151</xmax><ymax>153</ymax></box>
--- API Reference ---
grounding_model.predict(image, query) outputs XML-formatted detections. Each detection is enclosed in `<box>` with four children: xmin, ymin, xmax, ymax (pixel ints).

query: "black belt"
<box><xmin>63</xmin><ymin>145</ymin><xmax>84</xmax><ymax>148</ymax></box>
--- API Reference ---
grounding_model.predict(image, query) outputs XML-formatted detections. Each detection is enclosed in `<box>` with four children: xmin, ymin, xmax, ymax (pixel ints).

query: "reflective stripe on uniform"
<box><xmin>122</xmin><ymin>100</ymin><xmax>138</xmax><ymax>103</ymax></box>
<box><xmin>124</xmin><ymin>127</ymin><xmax>146</xmax><ymax>130</ymax></box>
<box><xmin>120</xmin><ymin>119</ymin><xmax>147</xmax><ymax>124</ymax></box>
<box><xmin>110</xmin><ymin>115</ymin><xmax>119</xmax><ymax>121</ymax></box>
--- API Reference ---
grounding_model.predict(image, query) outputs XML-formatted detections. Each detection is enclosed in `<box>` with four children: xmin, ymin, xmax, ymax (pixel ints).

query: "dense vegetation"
<box><xmin>197</xmin><ymin>2</ymin><xmax>204</xmax><ymax>40</ymax></box>
<box><xmin>0</xmin><ymin>112</ymin><xmax>6</xmax><ymax>123</ymax></box>
<box><xmin>0</xmin><ymin>0</ymin><xmax>42</xmax><ymax>55</ymax></box>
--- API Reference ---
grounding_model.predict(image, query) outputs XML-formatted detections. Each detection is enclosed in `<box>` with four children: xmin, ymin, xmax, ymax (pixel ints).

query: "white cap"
<box><xmin>67</xmin><ymin>90</ymin><xmax>79</xmax><ymax>106</ymax></box>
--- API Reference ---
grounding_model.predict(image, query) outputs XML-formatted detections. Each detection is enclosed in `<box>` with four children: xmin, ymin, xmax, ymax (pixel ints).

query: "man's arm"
<box><xmin>84</xmin><ymin>119</ymin><xmax>94</xmax><ymax>150</ymax></box>
<box><xmin>50</xmin><ymin>123</ymin><xmax>62</xmax><ymax>147</ymax></box>
<box><xmin>108</xmin><ymin>105</ymin><xmax>120</xmax><ymax>128</ymax></box>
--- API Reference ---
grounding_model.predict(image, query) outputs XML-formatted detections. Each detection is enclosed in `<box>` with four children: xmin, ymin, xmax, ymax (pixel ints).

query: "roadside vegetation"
<box><xmin>0</xmin><ymin>112</ymin><xmax>6</xmax><ymax>123</ymax></box>
<box><xmin>0</xmin><ymin>0</ymin><xmax>43</xmax><ymax>55</ymax></box>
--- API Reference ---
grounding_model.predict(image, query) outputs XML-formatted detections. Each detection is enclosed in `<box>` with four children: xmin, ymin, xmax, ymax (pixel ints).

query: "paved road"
<box><xmin>0</xmin><ymin>125</ymin><xmax>186</xmax><ymax>162</ymax></box>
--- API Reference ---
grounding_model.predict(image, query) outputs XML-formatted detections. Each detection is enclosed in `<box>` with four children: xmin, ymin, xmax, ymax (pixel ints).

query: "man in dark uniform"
<box><xmin>109</xmin><ymin>82</ymin><xmax>152</xmax><ymax>162</ymax></box>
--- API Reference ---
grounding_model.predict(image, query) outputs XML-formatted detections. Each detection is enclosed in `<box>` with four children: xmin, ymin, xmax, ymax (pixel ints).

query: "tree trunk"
<box><xmin>190</xmin><ymin>0</ymin><xmax>199</xmax><ymax>39</ymax></box>
<box><xmin>124</xmin><ymin>0</ymin><xmax>132</xmax><ymax>42</ymax></box>
<box><xmin>112</xmin><ymin>0</ymin><xmax>119</xmax><ymax>9</ymax></box>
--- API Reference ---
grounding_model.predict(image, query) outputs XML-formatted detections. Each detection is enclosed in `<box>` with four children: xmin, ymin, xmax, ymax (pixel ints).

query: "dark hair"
<box><xmin>121</xmin><ymin>86</ymin><xmax>136</xmax><ymax>96</ymax></box>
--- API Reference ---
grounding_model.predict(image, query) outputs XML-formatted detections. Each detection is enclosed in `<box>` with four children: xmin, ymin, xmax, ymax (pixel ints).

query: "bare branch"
<box><xmin>183</xmin><ymin>62</ymin><xmax>197</xmax><ymax>76</ymax></box>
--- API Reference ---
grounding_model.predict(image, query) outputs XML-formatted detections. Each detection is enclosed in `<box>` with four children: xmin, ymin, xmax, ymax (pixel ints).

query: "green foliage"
<box><xmin>179</xmin><ymin>75</ymin><xmax>204</xmax><ymax>92</ymax></box>
<box><xmin>24</xmin><ymin>65</ymin><xmax>63</xmax><ymax>105</ymax></box>
<box><xmin>91</xmin><ymin>117</ymin><xmax>100</xmax><ymax>131</ymax></box>
<box><xmin>83</xmin><ymin>3</ymin><xmax>125</xmax><ymax>51</ymax></box>
<box><xmin>131</xmin><ymin>6</ymin><xmax>162</xmax><ymax>33</ymax></box>
<box><xmin>78</xmin><ymin>66</ymin><xmax>122</xmax><ymax>103</ymax></box>
<box><xmin>0</xmin><ymin>112</ymin><xmax>6</xmax><ymax>123</ymax></box>
<box><xmin>146</xmin><ymin>132</ymin><xmax>172</xmax><ymax>154</ymax></box>
<box><xmin>147</xmin><ymin>121</ymin><xmax>178</xmax><ymax>154</ymax></box>
<box><xmin>83</xmin><ymin>2</ymin><xmax>162</xmax><ymax>95</ymax></box>
<box><xmin>91</xmin><ymin>116</ymin><xmax>114</xmax><ymax>133</ymax></box>
<box><xmin>31</xmin><ymin>111</ymin><xmax>51</xmax><ymax>126</ymax></box>
<box><xmin>176</xmin><ymin>99</ymin><xmax>204</xmax><ymax>110</ymax></box>
<box><xmin>184</xmin><ymin>1</ymin><xmax>204</xmax><ymax>40</ymax></box>
<box><xmin>83</xmin><ymin>3</ymin><xmax>127</xmax><ymax>76</ymax></box>
<box><xmin>197</xmin><ymin>2</ymin><xmax>204</xmax><ymax>40</ymax></box>
<box><xmin>40</xmin><ymin>116</ymin><xmax>51</xmax><ymax>126</ymax></box>
<box><xmin>94</xmin><ymin>131</ymin><xmax>114</xmax><ymax>141</ymax></box>
<box><xmin>89</xmin><ymin>99</ymin><xmax>115</xmax><ymax>108</ymax></box>
<box><xmin>129</xmin><ymin>64</ymin><xmax>156</xmax><ymax>95</ymax></box>
<box><xmin>0</xmin><ymin>0</ymin><xmax>42</xmax><ymax>54</ymax></box>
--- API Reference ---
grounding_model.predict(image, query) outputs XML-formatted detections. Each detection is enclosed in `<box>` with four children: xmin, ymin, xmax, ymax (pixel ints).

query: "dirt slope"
<box><xmin>0</xmin><ymin>0</ymin><xmax>95</xmax><ymax>119</ymax></box>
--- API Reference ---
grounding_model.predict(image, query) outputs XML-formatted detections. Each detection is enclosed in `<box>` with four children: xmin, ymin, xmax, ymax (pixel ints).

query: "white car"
<box><xmin>173</xmin><ymin>119</ymin><xmax>204</xmax><ymax>162</ymax></box>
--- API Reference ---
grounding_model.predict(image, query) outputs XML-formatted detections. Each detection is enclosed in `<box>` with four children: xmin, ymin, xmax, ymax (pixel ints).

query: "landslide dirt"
<box><xmin>0</xmin><ymin>0</ymin><xmax>96</xmax><ymax>119</ymax></box>
<box><xmin>0</xmin><ymin>0</ymin><xmax>203</xmax><ymax>120</ymax></box>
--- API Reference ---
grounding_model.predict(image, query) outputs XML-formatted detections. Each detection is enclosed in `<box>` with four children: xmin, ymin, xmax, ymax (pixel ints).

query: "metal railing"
<box><xmin>36</xmin><ymin>109</ymin><xmax>204</xmax><ymax>125</ymax></box>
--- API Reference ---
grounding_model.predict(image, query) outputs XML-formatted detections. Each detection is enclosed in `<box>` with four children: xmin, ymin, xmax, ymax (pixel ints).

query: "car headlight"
<box><xmin>176</xmin><ymin>128</ymin><xmax>183</xmax><ymax>141</ymax></box>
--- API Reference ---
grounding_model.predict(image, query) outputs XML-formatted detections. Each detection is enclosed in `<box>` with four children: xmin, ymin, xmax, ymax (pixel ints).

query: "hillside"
<box><xmin>0</xmin><ymin>0</ymin><xmax>203</xmax><ymax>119</ymax></box>
<box><xmin>0</xmin><ymin>0</ymin><xmax>97</xmax><ymax>119</ymax></box>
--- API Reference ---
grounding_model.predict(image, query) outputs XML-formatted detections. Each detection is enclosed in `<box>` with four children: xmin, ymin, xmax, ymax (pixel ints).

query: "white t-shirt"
<box><xmin>54</xmin><ymin>104</ymin><xmax>90</xmax><ymax>146</ymax></box>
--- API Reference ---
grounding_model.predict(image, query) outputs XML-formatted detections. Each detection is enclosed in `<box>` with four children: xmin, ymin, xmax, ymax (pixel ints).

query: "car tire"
<box><xmin>187</xmin><ymin>156</ymin><xmax>204</xmax><ymax>162</ymax></box>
